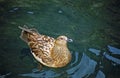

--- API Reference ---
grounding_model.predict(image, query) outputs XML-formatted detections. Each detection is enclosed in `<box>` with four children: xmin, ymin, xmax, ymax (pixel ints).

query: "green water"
<box><xmin>0</xmin><ymin>0</ymin><xmax>120</xmax><ymax>78</ymax></box>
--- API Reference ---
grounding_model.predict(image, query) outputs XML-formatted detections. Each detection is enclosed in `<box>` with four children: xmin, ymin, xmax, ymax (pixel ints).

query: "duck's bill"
<box><xmin>67</xmin><ymin>38</ymin><xmax>73</xmax><ymax>42</ymax></box>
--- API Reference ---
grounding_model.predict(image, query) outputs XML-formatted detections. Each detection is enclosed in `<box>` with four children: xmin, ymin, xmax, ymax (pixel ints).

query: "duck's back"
<box><xmin>19</xmin><ymin>26</ymin><xmax>55</xmax><ymax>66</ymax></box>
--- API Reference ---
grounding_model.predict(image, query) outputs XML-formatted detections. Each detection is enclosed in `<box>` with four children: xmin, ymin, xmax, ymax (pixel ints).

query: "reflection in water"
<box><xmin>18</xmin><ymin>47</ymin><xmax>120</xmax><ymax>78</ymax></box>
<box><xmin>96</xmin><ymin>70</ymin><xmax>105</xmax><ymax>78</ymax></box>
<box><xmin>27</xmin><ymin>11</ymin><xmax>34</xmax><ymax>15</ymax></box>
<box><xmin>19</xmin><ymin>70</ymin><xmax>60</xmax><ymax>78</ymax></box>
<box><xmin>0</xmin><ymin>72</ymin><xmax>11</xmax><ymax>78</ymax></box>
<box><xmin>9</xmin><ymin>7</ymin><xmax>19</xmax><ymax>12</ymax></box>
<box><xmin>88</xmin><ymin>48</ymin><xmax>101</xmax><ymax>56</ymax></box>
<box><xmin>67</xmin><ymin>53</ymin><xmax>97</xmax><ymax>78</ymax></box>
<box><xmin>19</xmin><ymin>53</ymin><xmax>97</xmax><ymax>78</ymax></box>
<box><xmin>108</xmin><ymin>45</ymin><xmax>120</xmax><ymax>55</ymax></box>
<box><xmin>70</xmin><ymin>51</ymin><xmax>79</xmax><ymax>66</ymax></box>
<box><xmin>103</xmin><ymin>52</ymin><xmax>120</xmax><ymax>65</ymax></box>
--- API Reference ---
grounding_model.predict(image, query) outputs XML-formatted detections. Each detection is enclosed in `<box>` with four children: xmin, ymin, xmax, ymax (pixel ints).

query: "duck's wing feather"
<box><xmin>19</xmin><ymin>26</ymin><xmax>39</xmax><ymax>43</ymax></box>
<box><xmin>19</xmin><ymin>26</ymin><xmax>55</xmax><ymax>65</ymax></box>
<box><xmin>29</xmin><ymin>34</ymin><xmax>55</xmax><ymax>66</ymax></box>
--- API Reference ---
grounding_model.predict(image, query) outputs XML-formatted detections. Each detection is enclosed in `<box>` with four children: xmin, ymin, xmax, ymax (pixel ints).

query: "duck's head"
<box><xmin>55</xmin><ymin>35</ymin><xmax>73</xmax><ymax>45</ymax></box>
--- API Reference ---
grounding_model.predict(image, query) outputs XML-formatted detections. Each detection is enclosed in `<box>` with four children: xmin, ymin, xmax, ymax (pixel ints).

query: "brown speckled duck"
<box><xmin>19</xmin><ymin>26</ymin><xmax>72</xmax><ymax>68</ymax></box>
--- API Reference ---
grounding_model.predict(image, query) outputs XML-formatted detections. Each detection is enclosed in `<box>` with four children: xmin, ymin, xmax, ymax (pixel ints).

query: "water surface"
<box><xmin>0</xmin><ymin>0</ymin><xmax>120</xmax><ymax>78</ymax></box>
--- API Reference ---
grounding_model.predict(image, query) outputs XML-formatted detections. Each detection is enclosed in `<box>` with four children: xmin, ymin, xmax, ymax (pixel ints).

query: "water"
<box><xmin>0</xmin><ymin>0</ymin><xmax>120</xmax><ymax>78</ymax></box>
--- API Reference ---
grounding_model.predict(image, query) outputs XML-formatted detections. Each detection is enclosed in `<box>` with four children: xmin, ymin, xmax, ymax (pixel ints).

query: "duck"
<box><xmin>19</xmin><ymin>26</ymin><xmax>72</xmax><ymax>68</ymax></box>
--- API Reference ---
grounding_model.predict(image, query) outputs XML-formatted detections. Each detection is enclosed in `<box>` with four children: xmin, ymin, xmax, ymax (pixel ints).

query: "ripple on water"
<box><xmin>88</xmin><ymin>48</ymin><xmax>101</xmax><ymax>56</ymax></box>
<box><xmin>107</xmin><ymin>45</ymin><xmax>120</xmax><ymax>55</ymax></box>
<box><xmin>67</xmin><ymin>53</ymin><xmax>97</xmax><ymax>78</ymax></box>
<box><xmin>103</xmin><ymin>52</ymin><xmax>120</xmax><ymax>65</ymax></box>
<box><xmin>19</xmin><ymin>70</ymin><xmax>60</xmax><ymax>78</ymax></box>
<box><xmin>19</xmin><ymin>52</ymin><xmax>97</xmax><ymax>78</ymax></box>
<box><xmin>19</xmin><ymin>46</ymin><xmax>120</xmax><ymax>78</ymax></box>
<box><xmin>96</xmin><ymin>70</ymin><xmax>105</xmax><ymax>78</ymax></box>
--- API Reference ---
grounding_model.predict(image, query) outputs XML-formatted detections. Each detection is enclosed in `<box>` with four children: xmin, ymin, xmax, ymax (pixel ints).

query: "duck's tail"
<box><xmin>19</xmin><ymin>25</ymin><xmax>38</xmax><ymax>33</ymax></box>
<box><xmin>19</xmin><ymin>25</ymin><xmax>39</xmax><ymax>43</ymax></box>
<box><xmin>18</xmin><ymin>25</ymin><xmax>33</xmax><ymax>43</ymax></box>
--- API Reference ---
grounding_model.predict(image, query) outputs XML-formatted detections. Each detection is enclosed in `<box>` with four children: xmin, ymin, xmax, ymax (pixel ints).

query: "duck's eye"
<box><xmin>60</xmin><ymin>38</ymin><xmax>64</xmax><ymax>40</ymax></box>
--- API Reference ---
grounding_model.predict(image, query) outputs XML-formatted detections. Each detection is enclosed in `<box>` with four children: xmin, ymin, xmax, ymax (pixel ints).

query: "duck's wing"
<box><xmin>19</xmin><ymin>26</ymin><xmax>55</xmax><ymax>66</ymax></box>
<box><xmin>19</xmin><ymin>26</ymin><xmax>39</xmax><ymax>43</ymax></box>
<box><xmin>30</xmin><ymin>35</ymin><xmax>55</xmax><ymax>66</ymax></box>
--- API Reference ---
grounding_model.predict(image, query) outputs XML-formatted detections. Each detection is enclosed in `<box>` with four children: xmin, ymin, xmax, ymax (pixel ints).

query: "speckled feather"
<box><xmin>19</xmin><ymin>26</ymin><xmax>71</xmax><ymax>68</ymax></box>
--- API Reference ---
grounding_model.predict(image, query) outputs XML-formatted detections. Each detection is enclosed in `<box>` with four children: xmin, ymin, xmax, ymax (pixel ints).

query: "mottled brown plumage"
<box><xmin>19</xmin><ymin>26</ymin><xmax>72</xmax><ymax>68</ymax></box>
